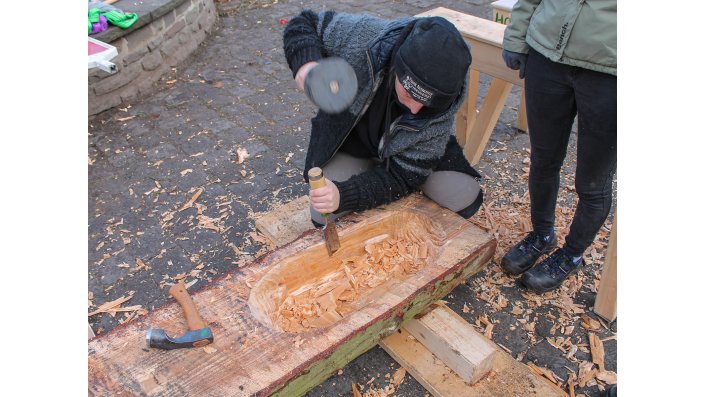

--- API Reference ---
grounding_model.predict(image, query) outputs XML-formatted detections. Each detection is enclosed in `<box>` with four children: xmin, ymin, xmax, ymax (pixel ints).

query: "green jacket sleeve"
<box><xmin>502</xmin><ymin>0</ymin><xmax>542</xmax><ymax>54</ymax></box>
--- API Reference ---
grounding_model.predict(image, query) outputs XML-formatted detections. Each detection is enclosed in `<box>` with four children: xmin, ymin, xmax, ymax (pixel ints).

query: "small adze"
<box><xmin>146</xmin><ymin>280</ymin><xmax>213</xmax><ymax>350</ymax></box>
<box><xmin>308</xmin><ymin>167</ymin><xmax>341</xmax><ymax>256</ymax></box>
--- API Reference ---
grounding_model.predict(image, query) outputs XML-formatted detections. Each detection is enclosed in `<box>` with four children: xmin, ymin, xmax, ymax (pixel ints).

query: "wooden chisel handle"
<box><xmin>169</xmin><ymin>280</ymin><xmax>208</xmax><ymax>331</ymax></box>
<box><xmin>308</xmin><ymin>167</ymin><xmax>328</xmax><ymax>214</ymax></box>
<box><xmin>308</xmin><ymin>167</ymin><xmax>327</xmax><ymax>190</ymax></box>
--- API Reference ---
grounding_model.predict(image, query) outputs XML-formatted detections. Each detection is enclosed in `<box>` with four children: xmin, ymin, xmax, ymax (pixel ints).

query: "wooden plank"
<box><xmin>88</xmin><ymin>194</ymin><xmax>496</xmax><ymax>396</ymax></box>
<box><xmin>464</xmin><ymin>77</ymin><xmax>513</xmax><ymax>165</ymax></box>
<box><xmin>403</xmin><ymin>305</ymin><xmax>495</xmax><ymax>384</ymax></box>
<box><xmin>89</xmin><ymin>322</ymin><xmax>96</xmax><ymax>339</ymax></box>
<box><xmin>417</xmin><ymin>7</ymin><xmax>505</xmax><ymax>48</ymax></box>
<box><xmin>594</xmin><ymin>214</ymin><xmax>617</xmax><ymax>321</ymax></box>
<box><xmin>380</xmin><ymin>326</ymin><xmax>564</xmax><ymax>397</ymax></box>
<box><xmin>254</xmin><ymin>195</ymin><xmax>311</xmax><ymax>248</ymax></box>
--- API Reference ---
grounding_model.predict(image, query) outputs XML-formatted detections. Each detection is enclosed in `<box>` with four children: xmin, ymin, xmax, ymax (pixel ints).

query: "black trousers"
<box><xmin>524</xmin><ymin>48</ymin><xmax>617</xmax><ymax>257</ymax></box>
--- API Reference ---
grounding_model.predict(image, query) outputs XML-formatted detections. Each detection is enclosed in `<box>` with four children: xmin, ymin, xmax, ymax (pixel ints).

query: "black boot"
<box><xmin>520</xmin><ymin>248</ymin><xmax>583</xmax><ymax>293</ymax></box>
<box><xmin>501</xmin><ymin>231</ymin><xmax>557</xmax><ymax>275</ymax></box>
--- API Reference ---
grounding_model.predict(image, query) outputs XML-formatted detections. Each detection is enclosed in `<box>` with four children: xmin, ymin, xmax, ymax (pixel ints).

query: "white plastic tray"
<box><xmin>88</xmin><ymin>36</ymin><xmax>118</xmax><ymax>73</ymax></box>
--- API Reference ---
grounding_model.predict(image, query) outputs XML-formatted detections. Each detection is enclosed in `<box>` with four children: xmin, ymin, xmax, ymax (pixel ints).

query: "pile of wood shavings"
<box><xmin>276</xmin><ymin>236</ymin><xmax>430</xmax><ymax>333</ymax></box>
<box><xmin>464</xmin><ymin>181</ymin><xmax>616</xmax><ymax>394</ymax></box>
<box><xmin>352</xmin><ymin>367</ymin><xmax>407</xmax><ymax>397</ymax></box>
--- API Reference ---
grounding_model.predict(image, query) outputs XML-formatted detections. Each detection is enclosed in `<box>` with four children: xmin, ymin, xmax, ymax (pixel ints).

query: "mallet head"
<box><xmin>304</xmin><ymin>57</ymin><xmax>358</xmax><ymax>114</ymax></box>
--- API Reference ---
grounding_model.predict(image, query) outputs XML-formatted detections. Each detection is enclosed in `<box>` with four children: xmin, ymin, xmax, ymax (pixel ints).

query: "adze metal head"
<box><xmin>146</xmin><ymin>328</ymin><xmax>213</xmax><ymax>350</ymax></box>
<box><xmin>146</xmin><ymin>280</ymin><xmax>214</xmax><ymax>350</ymax></box>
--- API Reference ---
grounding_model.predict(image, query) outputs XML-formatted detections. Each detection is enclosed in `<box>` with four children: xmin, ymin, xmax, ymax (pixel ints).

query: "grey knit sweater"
<box><xmin>283</xmin><ymin>10</ymin><xmax>475</xmax><ymax>214</ymax></box>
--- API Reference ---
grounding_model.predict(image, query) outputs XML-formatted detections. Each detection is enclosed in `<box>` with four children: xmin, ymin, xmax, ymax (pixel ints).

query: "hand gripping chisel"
<box><xmin>308</xmin><ymin>167</ymin><xmax>341</xmax><ymax>256</ymax></box>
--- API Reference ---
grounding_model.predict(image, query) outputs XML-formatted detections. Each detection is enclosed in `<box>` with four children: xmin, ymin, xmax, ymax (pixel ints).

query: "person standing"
<box><xmin>500</xmin><ymin>0</ymin><xmax>617</xmax><ymax>293</ymax></box>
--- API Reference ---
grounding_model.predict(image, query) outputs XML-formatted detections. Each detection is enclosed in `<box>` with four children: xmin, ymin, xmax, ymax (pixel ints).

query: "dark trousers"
<box><xmin>524</xmin><ymin>48</ymin><xmax>617</xmax><ymax>257</ymax></box>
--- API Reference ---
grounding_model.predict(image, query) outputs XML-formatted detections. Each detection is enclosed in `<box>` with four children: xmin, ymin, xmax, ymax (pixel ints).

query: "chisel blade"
<box><xmin>322</xmin><ymin>215</ymin><xmax>341</xmax><ymax>256</ymax></box>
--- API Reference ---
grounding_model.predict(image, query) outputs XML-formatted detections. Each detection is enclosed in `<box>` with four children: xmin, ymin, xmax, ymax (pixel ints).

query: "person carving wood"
<box><xmin>282</xmin><ymin>10</ymin><xmax>484</xmax><ymax>226</ymax></box>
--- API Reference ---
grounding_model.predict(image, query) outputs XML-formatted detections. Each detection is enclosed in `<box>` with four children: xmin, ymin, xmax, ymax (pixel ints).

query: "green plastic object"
<box><xmin>88</xmin><ymin>7</ymin><xmax>139</xmax><ymax>33</ymax></box>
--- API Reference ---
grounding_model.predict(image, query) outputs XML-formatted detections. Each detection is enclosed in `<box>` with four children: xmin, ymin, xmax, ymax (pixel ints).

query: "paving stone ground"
<box><xmin>88</xmin><ymin>1</ymin><xmax>617</xmax><ymax>396</ymax></box>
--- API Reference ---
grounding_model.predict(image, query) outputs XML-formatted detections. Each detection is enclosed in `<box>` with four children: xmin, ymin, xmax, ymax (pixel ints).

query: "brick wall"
<box><xmin>88</xmin><ymin>0</ymin><xmax>218</xmax><ymax>116</ymax></box>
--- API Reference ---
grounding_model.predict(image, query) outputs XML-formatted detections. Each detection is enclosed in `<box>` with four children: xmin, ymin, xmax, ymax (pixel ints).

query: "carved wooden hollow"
<box><xmin>248</xmin><ymin>210</ymin><xmax>447</xmax><ymax>333</ymax></box>
<box><xmin>88</xmin><ymin>195</ymin><xmax>497</xmax><ymax>397</ymax></box>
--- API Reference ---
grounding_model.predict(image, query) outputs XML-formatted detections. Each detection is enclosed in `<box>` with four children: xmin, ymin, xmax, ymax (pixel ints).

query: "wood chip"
<box><xmin>596</xmin><ymin>370</ymin><xmax>617</xmax><ymax>385</ymax></box>
<box><xmin>88</xmin><ymin>293</ymin><xmax>135</xmax><ymax>316</ymax></box>
<box><xmin>179</xmin><ymin>188</ymin><xmax>204</xmax><ymax>211</ymax></box>
<box><xmin>274</xmin><ymin>235</ymin><xmax>431</xmax><ymax>333</ymax></box>
<box><xmin>602</xmin><ymin>334</ymin><xmax>617</xmax><ymax>342</ymax></box>
<box><xmin>578</xmin><ymin>361</ymin><xmax>597</xmax><ymax>387</ymax></box>
<box><xmin>352</xmin><ymin>383</ymin><xmax>362</xmax><ymax>397</ymax></box>
<box><xmin>249</xmin><ymin>231</ymin><xmax>270</xmax><ymax>245</ymax></box>
<box><xmin>496</xmin><ymin>343</ymin><xmax>512</xmax><ymax>353</ymax></box>
<box><xmin>589</xmin><ymin>333</ymin><xmax>605</xmax><ymax>371</ymax></box>
<box><xmin>391</xmin><ymin>367</ymin><xmax>406</xmax><ymax>386</ymax></box>
<box><xmin>527</xmin><ymin>362</ymin><xmax>557</xmax><ymax>383</ymax></box>
<box><xmin>581</xmin><ymin>314</ymin><xmax>601</xmax><ymax>331</ymax></box>
<box><xmin>526</xmin><ymin>362</ymin><xmax>569</xmax><ymax>397</ymax></box>
<box><xmin>568</xmin><ymin>373</ymin><xmax>576</xmax><ymax>397</ymax></box>
<box><xmin>236</xmin><ymin>147</ymin><xmax>249</xmax><ymax>164</ymax></box>
<box><xmin>294</xmin><ymin>336</ymin><xmax>304</xmax><ymax>349</ymax></box>
<box><xmin>484</xmin><ymin>322</ymin><xmax>494</xmax><ymax>339</ymax></box>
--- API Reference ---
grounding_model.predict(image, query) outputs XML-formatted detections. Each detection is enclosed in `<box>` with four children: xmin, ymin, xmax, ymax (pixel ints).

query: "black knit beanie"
<box><xmin>394</xmin><ymin>17</ymin><xmax>472</xmax><ymax>110</ymax></box>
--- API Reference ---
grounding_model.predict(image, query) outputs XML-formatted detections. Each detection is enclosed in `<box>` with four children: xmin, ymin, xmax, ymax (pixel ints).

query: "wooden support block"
<box><xmin>464</xmin><ymin>78</ymin><xmax>513</xmax><ymax>165</ymax></box>
<box><xmin>380</xmin><ymin>327</ymin><xmax>478</xmax><ymax>397</ymax></box>
<box><xmin>594</xmin><ymin>214</ymin><xmax>617</xmax><ymax>321</ymax></box>
<box><xmin>380</xmin><ymin>321</ymin><xmax>564</xmax><ymax>397</ymax></box>
<box><xmin>402</xmin><ymin>305</ymin><xmax>495</xmax><ymax>384</ymax></box>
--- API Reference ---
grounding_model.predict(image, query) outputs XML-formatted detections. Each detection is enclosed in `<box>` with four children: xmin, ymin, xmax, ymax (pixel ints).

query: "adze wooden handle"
<box><xmin>169</xmin><ymin>280</ymin><xmax>208</xmax><ymax>331</ymax></box>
